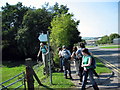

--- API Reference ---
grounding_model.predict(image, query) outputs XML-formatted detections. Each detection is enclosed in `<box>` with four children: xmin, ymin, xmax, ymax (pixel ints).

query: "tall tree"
<box><xmin>16</xmin><ymin>8</ymin><xmax>52</xmax><ymax>58</ymax></box>
<box><xmin>2</xmin><ymin>2</ymin><xmax>30</xmax><ymax>60</ymax></box>
<box><xmin>50</xmin><ymin>14</ymin><xmax>80</xmax><ymax>47</ymax></box>
<box><xmin>2</xmin><ymin>2</ymin><xmax>29</xmax><ymax>43</ymax></box>
<box><xmin>49</xmin><ymin>14</ymin><xmax>80</xmax><ymax>63</ymax></box>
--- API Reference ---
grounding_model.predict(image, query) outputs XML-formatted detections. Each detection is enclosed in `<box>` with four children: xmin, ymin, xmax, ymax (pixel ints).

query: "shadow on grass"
<box><xmin>2</xmin><ymin>60</ymin><xmax>38</xmax><ymax>68</ymax></box>
<box><xmin>97</xmin><ymin>64</ymin><xmax>106</xmax><ymax>67</ymax></box>
<box><xmin>40</xmin><ymin>84</ymin><xmax>54</xmax><ymax>90</ymax></box>
<box><xmin>2</xmin><ymin>61</ymin><xmax>25</xmax><ymax>67</ymax></box>
<box><xmin>51</xmin><ymin>83</ymin><xmax>75</xmax><ymax>86</ymax></box>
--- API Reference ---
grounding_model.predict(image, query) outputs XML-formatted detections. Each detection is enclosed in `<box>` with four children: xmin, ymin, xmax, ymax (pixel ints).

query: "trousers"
<box><xmin>63</xmin><ymin>58</ymin><xmax>71</xmax><ymax>77</ymax></box>
<box><xmin>81</xmin><ymin>69</ymin><xmax>99</xmax><ymax>90</ymax></box>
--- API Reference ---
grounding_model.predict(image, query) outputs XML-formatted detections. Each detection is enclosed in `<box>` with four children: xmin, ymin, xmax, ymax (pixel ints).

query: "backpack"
<box><xmin>41</xmin><ymin>45</ymin><xmax>47</xmax><ymax>54</ymax></box>
<box><xmin>64</xmin><ymin>49</ymin><xmax>71</xmax><ymax>60</ymax></box>
<box><xmin>91</xmin><ymin>56</ymin><xmax>96</xmax><ymax>69</ymax></box>
<box><xmin>77</xmin><ymin>49</ymin><xmax>83</xmax><ymax>58</ymax></box>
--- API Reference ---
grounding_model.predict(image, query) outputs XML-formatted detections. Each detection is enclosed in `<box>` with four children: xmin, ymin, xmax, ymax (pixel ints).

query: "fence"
<box><xmin>1</xmin><ymin>56</ymin><xmax>53</xmax><ymax>90</ymax></box>
<box><xmin>1</xmin><ymin>62</ymin><xmax>43</xmax><ymax>89</ymax></box>
<box><xmin>25</xmin><ymin>58</ymin><xmax>43</xmax><ymax>89</ymax></box>
<box><xmin>0</xmin><ymin>72</ymin><xmax>26</xmax><ymax>90</ymax></box>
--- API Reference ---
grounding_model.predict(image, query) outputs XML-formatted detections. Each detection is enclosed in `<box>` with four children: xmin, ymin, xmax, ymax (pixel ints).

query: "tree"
<box><xmin>49</xmin><ymin>14</ymin><xmax>80</xmax><ymax>63</ymax></box>
<box><xmin>16</xmin><ymin>8</ymin><xmax>52</xmax><ymax>58</ymax></box>
<box><xmin>96</xmin><ymin>33</ymin><xmax>120</xmax><ymax>44</ymax></box>
<box><xmin>2</xmin><ymin>2</ymin><xmax>81</xmax><ymax>60</ymax></box>
<box><xmin>109</xmin><ymin>33</ymin><xmax>120</xmax><ymax>43</ymax></box>
<box><xmin>98</xmin><ymin>35</ymin><xmax>110</xmax><ymax>44</ymax></box>
<box><xmin>2</xmin><ymin>2</ymin><xmax>30</xmax><ymax>60</ymax></box>
<box><xmin>52</xmin><ymin>2</ymin><xmax>69</xmax><ymax>15</ymax></box>
<box><xmin>50</xmin><ymin>14</ymin><xmax>80</xmax><ymax>47</ymax></box>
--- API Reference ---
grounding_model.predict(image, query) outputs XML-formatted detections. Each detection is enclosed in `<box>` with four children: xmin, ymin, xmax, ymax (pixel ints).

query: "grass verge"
<box><xmin>1</xmin><ymin>58</ymin><xmax>112</xmax><ymax>89</ymax></box>
<box><xmin>95</xmin><ymin>57</ymin><xmax>112</xmax><ymax>74</ymax></box>
<box><xmin>99</xmin><ymin>45</ymin><xmax>120</xmax><ymax>49</ymax></box>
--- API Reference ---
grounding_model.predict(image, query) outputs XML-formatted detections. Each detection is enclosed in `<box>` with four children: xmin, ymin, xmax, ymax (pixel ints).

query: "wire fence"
<box><xmin>1</xmin><ymin>57</ymin><xmax>53</xmax><ymax>90</ymax></box>
<box><xmin>0</xmin><ymin>72</ymin><xmax>26</xmax><ymax>90</ymax></box>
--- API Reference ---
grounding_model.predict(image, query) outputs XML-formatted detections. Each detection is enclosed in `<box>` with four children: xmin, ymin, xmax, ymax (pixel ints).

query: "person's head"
<box><xmin>79</xmin><ymin>42</ymin><xmax>85</xmax><ymax>48</ymax></box>
<box><xmin>81</xmin><ymin>48</ymin><xmax>90</xmax><ymax>56</ymax></box>
<box><xmin>58</xmin><ymin>47</ymin><xmax>62</xmax><ymax>51</ymax></box>
<box><xmin>72</xmin><ymin>46</ymin><xmax>77</xmax><ymax>52</ymax></box>
<box><xmin>40</xmin><ymin>43</ymin><xmax>44</xmax><ymax>47</ymax></box>
<box><xmin>62</xmin><ymin>45</ymin><xmax>66</xmax><ymax>49</ymax></box>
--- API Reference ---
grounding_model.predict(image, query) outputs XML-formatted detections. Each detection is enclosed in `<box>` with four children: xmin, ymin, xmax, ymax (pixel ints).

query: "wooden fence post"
<box><xmin>25</xmin><ymin>58</ymin><xmax>34</xmax><ymax>90</ymax></box>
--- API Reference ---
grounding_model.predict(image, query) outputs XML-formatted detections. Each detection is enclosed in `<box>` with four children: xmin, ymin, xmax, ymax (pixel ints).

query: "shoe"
<box><xmin>70</xmin><ymin>77</ymin><xmax>73</xmax><ymax>80</ymax></box>
<box><xmin>80</xmin><ymin>78</ymin><xmax>82</xmax><ymax>82</ymax></box>
<box><xmin>59</xmin><ymin>70</ymin><xmax>64</xmax><ymax>72</ymax></box>
<box><xmin>65</xmin><ymin>75</ymin><xmax>68</xmax><ymax>79</ymax></box>
<box><xmin>69</xmin><ymin>75</ymin><xmax>73</xmax><ymax>80</ymax></box>
<box><xmin>97</xmin><ymin>76</ymin><xmax>100</xmax><ymax>78</ymax></box>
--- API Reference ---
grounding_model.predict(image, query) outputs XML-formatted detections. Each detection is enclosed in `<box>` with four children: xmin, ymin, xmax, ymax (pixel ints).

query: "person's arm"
<box><xmin>71</xmin><ymin>52</ymin><xmax>74</xmax><ymax>58</ymax></box>
<box><xmin>71</xmin><ymin>52</ymin><xmax>75</xmax><ymax>60</ymax></box>
<box><xmin>81</xmin><ymin>57</ymin><xmax>84</xmax><ymax>67</ymax></box>
<box><xmin>58</xmin><ymin>51</ymin><xmax>62</xmax><ymax>57</ymax></box>
<box><xmin>37</xmin><ymin>50</ymin><xmax>41</xmax><ymax>57</ymax></box>
<box><xmin>37</xmin><ymin>47</ymin><xmax>41</xmax><ymax>57</ymax></box>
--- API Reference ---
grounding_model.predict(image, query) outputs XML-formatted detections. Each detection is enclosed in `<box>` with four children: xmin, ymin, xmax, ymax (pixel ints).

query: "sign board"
<box><xmin>38</xmin><ymin>34</ymin><xmax>48</xmax><ymax>42</ymax></box>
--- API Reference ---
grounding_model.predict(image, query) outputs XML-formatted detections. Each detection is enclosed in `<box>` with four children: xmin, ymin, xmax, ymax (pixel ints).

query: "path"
<box><xmin>70</xmin><ymin>47</ymin><xmax>120</xmax><ymax>90</ymax></box>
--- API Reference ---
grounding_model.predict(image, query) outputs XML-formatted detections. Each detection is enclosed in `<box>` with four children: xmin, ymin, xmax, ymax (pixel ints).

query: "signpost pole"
<box><xmin>47</xmin><ymin>31</ymin><xmax>52</xmax><ymax>84</ymax></box>
<box><xmin>38</xmin><ymin>32</ymin><xmax>52</xmax><ymax>84</ymax></box>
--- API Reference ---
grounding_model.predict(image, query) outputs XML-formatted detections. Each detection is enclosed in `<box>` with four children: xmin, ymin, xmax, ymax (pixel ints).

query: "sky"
<box><xmin>0</xmin><ymin>0</ymin><xmax>119</xmax><ymax>37</ymax></box>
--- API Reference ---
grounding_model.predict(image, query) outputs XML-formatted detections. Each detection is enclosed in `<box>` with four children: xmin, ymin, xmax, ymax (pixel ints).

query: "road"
<box><xmin>90</xmin><ymin>47</ymin><xmax>120</xmax><ymax>68</ymax></box>
<box><xmin>89</xmin><ymin>47</ymin><xmax>120</xmax><ymax>89</ymax></box>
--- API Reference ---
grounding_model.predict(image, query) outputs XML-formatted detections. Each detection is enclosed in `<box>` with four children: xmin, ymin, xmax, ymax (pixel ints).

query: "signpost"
<box><xmin>38</xmin><ymin>32</ymin><xmax>52</xmax><ymax>84</ymax></box>
<box><xmin>38</xmin><ymin>33</ymin><xmax>48</xmax><ymax>42</ymax></box>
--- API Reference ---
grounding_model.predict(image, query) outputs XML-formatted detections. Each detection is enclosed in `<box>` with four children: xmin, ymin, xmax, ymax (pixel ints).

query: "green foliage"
<box><xmin>2</xmin><ymin>2</ymin><xmax>30</xmax><ymax>59</ymax></box>
<box><xmin>15</xmin><ymin>9</ymin><xmax>52</xmax><ymax>57</ymax></box>
<box><xmin>49</xmin><ymin>14</ymin><xmax>80</xmax><ymax>64</ymax></box>
<box><xmin>50</xmin><ymin>14</ymin><xmax>80</xmax><ymax>47</ymax></box>
<box><xmin>109</xmin><ymin>33</ymin><xmax>120</xmax><ymax>43</ymax></box>
<box><xmin>96</xmin><ymin>33</ymin><xmax>120</xmax><ymax>44</ymax></box>
<box><xmin>53</xmin><ymin>50</ymin><xmax>60</xmax><ymax>67</ymax></box>
<box><xmin>2</xmin><ymin>2</ymin><xmax>79</xmax><ymax>59</ymax></box>
<box><xmin>52</xmin><ymin>2</ymin><xmax>69</xmax><ymax>16</ymax></box>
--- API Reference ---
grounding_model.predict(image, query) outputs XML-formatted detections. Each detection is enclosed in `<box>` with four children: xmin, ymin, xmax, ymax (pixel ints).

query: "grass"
<box><xmin>99</xmin><ymin>44</ymin><xmax>120</xmax><ymax>49</ymax></box>
<box><xmin>1</xmin><ymin>58</ymin><xmax>112</xmax><ymax>89</ymax></box>
<box><xmin>95</xmin><ymin>57</ymin><xmax>112</xmax><ymax>74</ymax></box>
<box><xmin>86</xmin><ymin>45</ymin><xmax>96</xmax><ymax>48</ymax></box>
<box><xmin>1</xmin><ymin>64</ymin><xmax>25</xmax><ymax>88</ymax></box>
<box><xmin>34</xmin><ymin>65</ymin><xmax>74</xmax><ymax>89</ymax></box>
<box><xmin>86</xmin><ymin>44</ymin><xmax>120</xmax><ymax>49</ymax></box>
<box><xmin>38</xmin><ymin>73</ymin><xmax>74</xmax><ymax>89</ymax></box>
<box><xmin>1</xmin><ymin>61</ymin><xmax>74</xmax><ymax>89</ymax></box>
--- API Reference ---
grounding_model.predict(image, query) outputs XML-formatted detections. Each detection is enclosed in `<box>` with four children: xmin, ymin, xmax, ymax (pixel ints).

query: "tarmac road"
<box><xmin>89</xmin><ymin>47</ymin><xmax>120</xmax><ymax>89</ymax></box>
<box><xmin>90</xmin><ymin>47</ymin><xmax>120</xmax><ymax>68</ymax></box>
<box><xmin>90</xmin><ymin>47</ymin><xmax>120</xmax><ymax>75</ymax></box>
